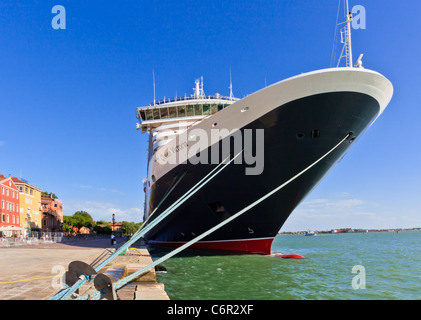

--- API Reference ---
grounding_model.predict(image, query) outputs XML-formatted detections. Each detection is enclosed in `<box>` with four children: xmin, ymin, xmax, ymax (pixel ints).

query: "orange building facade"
<box><xmin>41</xmin><ymin>194</ymin><xmax>63</xmax><ymax>232</ymax></box>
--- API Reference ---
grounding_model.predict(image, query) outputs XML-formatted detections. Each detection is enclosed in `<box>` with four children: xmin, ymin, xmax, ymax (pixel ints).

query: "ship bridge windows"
<box><xmin>168</xmin><ymin>107</ymin><xmax>177</xmax><ymax>118</ymax></box>
<box><xmin>186</xmin><ymin>105</ymin><xmax>194</xmax><ymax>116</ymax></box>
<box><xmin>177</xmin><ymin>106</ymin><xmax>186</xmax><ymax>117</ymax></box>
<box><xmin>139</xmin><ymin>103</ymin><xmax>231</xmax><ymax>122</ymax></box>
<box><xmin>139</xmin><ymin>110</ymin><xmax>146</xmax><ymax>121</ymax></box>
<box><xmin>146</xmin><ymin>110</ymin><xmax>154</xmax><ymax>121</ymax></box>
<box><xmin>210</xmin><ymin>104</ymin><xmax>218</xmax><ymax>114</ymax></box>
<box><xmin>203</xmin><ymin>104</ymin><xmax>210</xmax><ymax>115</ymax></box>
<box><xmin>194</xmin><ymin>104</ymin><xmax>202</xmax><ymax>116</ymax></box>
<box><xmin>160</xmin><ymin>108</ymin><xmax>169</xmax><ymax>119</ymax></box>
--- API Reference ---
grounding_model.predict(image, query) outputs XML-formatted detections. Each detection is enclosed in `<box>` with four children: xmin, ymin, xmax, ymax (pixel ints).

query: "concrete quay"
<box><xmin>0</xmin><ymin>238</ymin><xmax>169</xmax><ymax>300</ymax></box>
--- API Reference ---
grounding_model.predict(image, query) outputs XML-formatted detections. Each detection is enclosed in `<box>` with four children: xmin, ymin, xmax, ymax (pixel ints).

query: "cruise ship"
<box><xmin>135</xmin><ymin>3</ymin><xmax>393</xmax><ymax>254</ymax></box>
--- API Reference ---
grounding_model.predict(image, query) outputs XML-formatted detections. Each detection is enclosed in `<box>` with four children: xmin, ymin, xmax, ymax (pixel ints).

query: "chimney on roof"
<box><xmin>9</xmin><ymin>174</ymin><xmax>11</xmax><ymax>178</ymax></box>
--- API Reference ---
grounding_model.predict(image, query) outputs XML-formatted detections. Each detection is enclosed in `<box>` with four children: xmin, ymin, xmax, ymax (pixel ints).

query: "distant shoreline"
<box><xmin>279</xmin><ymin>227</ymin><xmax>421</xmax><ymax>235</ymax></box>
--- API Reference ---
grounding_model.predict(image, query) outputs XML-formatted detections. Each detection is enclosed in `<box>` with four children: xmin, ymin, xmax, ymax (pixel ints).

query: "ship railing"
<box><xmin>148</xmin><ymin>94</ymin><xmax>239</xmax><ymax>107</ymax></box>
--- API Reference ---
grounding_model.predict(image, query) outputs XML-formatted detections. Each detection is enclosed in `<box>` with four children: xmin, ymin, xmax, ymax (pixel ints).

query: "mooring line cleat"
<box><xmin>94</xmin><ymin>274</ymin><xmax>117</xmax><ymax>300</ymax></box>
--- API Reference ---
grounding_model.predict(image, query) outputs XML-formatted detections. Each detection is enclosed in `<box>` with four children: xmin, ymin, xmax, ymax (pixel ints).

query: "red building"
<box><xmin>41</xmin><ymin>193</ymin><xmax>63</xmax><ymax>232</ymax></box>
<box><xmin>0</xmin><ymin>174</ymin><xmax>20</xmax><ymax>227</ymax></box>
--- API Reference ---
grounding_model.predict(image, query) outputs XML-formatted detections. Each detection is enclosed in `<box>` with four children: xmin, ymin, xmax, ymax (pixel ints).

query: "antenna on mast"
<box><xmin>200</xmin><ymin>76</ymin><xmax>205</xmax><ymax>98</ymax></box>
<box><xmin>229</xmin><ymin>68</ymin><xmax>234</xmax><ymax>100</ymax></box>
<box><xmin>153</xmin><ymin>70</ymin><xmax>156</xmax><ymax>105</ymax></box>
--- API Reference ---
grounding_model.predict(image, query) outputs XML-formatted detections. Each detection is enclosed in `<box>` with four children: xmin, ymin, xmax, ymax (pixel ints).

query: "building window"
<box><xmin>6</xmin><ymin>214</ymin><xmax>9</xmax><ymax>223</ymax></box>
<box><xmin>6</xmin><ymin>189</ymin><xmax>9</xmax><ymax>196</ymax></box>
<box><xmin>1</xmin><ymin>187</ymin><xmax>4</xmax><ymax>194</ymax></box>
<box><xmin>1</xmin><ymin>200</ymin><xmax>4</xmax><ymax>209</ymax></box>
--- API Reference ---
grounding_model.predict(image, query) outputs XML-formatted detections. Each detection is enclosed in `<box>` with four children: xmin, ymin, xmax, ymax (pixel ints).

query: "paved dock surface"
<box><xmin>0</xmin><ymin>238</ymin><xmax>169</xmax><ymax>300</ymax></box>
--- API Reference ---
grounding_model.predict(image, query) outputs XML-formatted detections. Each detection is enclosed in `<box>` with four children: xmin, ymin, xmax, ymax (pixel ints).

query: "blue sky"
<box><xmin>0</xmin><ymin>1</ymin><xmax>420</xmax><ymax>231</ymax></box>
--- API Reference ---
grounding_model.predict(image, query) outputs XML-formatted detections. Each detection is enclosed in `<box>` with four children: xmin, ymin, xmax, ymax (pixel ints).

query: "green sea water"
<box><xmin>154</xmin><ymin>231</ymin><xmax>421</xmax><ymax>300</ymax></box>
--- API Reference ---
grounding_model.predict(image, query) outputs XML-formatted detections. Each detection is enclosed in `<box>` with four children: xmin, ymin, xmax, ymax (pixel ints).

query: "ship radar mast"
<box><xmin>153</xmin><ymin>69</ymin><xmax>156</xmax><ymax>106</ymax></box>
<box><xmin>336</xmin><ymin>0</ymin><xmax>353</xmax><ymax>68</ymax></box>
<box><xmin>229</xmin><ymin>68</ymin><xmax>234</xmax><ymax>101</ymax></box>
<box><xmin>194</xmin><ymin>77</ymin><xmax>205</xmax><ymax>99</ymax></box>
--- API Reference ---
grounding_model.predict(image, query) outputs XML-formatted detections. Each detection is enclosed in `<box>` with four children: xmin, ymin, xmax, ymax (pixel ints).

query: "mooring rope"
<box><xmin>77</xmin><ymin>134</ymin><xmax>350</xmax><ymax>300</ymax></box>
<box><xmin>51</xmin><ymin>150</ymin><xmax>243</xmax><ymax>300</ymax></box>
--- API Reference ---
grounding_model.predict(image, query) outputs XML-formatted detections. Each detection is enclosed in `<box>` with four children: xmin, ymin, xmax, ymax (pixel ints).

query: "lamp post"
<box><xmin>111</xmin><ymin>213</ymin><xmax>116</xmax><ymax>245</ymax></box>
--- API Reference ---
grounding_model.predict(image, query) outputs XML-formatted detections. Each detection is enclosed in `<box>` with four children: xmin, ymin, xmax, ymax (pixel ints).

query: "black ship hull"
<box><xmin>143</xmin><ymin>91</ymin><xmax>380</xmax><ymax>254</ymax></box>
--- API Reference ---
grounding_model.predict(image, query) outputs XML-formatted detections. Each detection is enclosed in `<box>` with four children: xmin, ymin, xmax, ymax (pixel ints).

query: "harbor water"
<box><xmin>154</xmin><ymin>231</ymin><xmax>421</xmax><ymax>300</ymax></box>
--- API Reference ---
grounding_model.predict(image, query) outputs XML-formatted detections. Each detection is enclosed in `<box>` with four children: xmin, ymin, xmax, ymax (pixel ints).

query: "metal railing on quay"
<box><xmin>0</xmin><ymin>232</ymin><xmax>117</xmax><ymax>247</ymax></box>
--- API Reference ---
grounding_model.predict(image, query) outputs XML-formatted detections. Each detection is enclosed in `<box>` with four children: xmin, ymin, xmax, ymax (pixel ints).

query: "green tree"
<box><xmin>74</xmin><ymin>211</ymin><xmax>93</xmax><ymax>221</ymax></box>
<box><xmin>62</xmin><ymin>217</ymin><xmax>73</xmax><ymax>233</ymax></box>
<box><xmin>63</xmin><ymin>212</ymin><xmax>94</xmax><ymax>233</ymax></box>
<box><xmin>93</xmin><ymin>224</ymin><xmax>112</xmax><ymax>235</ymax></box>
<box><xmin>121</xmin><ymin>221</ymin><xmax>142</xmax><ymax>235</ymax></box>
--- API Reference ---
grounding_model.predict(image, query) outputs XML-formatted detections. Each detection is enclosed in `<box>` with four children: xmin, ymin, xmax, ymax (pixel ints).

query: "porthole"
<box><xmin>296</xmin><ymin>132</ymin><xmax>305</xmax><ymax>140</ymax></box>
<box><xmin>212</xmin><ymin>122</ymin><xmax>218</xmax><ymax>127</ymax></box>
<box><xmin>241</xmin><ymin>107</ymin><xmax>249</xmax><ymax>112</ymax></box>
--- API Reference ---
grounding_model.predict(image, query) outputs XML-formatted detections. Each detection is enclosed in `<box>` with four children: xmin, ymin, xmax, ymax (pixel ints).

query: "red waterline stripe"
<box><xmin>147</xmin><ymin>237</ymin><xmax>274</xmax><ymax>255</ymax></box>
